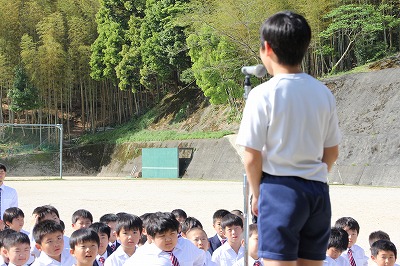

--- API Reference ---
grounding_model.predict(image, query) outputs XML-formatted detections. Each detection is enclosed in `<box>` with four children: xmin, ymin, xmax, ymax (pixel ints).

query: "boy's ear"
<box><xmin>70</xmin><ymin>249</ymin><xmax>75</xmax><ymax>256</ymax></box>
<box><xmin>2</xmin><ymin>248</ymin><xmax>9</xmax><ymax>258</ymax></box>
<box><xmin>35</xmin><ymin>243</ymin><xmax>43</xmax><ymax>252</ymax></box>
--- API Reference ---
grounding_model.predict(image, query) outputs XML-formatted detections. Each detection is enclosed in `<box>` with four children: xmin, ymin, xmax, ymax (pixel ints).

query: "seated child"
<box><xmin>0</xmin><ymin>229</ymin><xmax>16</xmax><ymax>266</ymax></box>
<box><xmin>138</xmin><ymin>213</ymin><xmax>153</xmax><ymax>246</ymax></box>
<box><xmin>232</xmin><ymin>224</ymin><xmax>262</xmax><ymax>266</ymax></box>
<box><xmin>369</xmin><ymin>231</ymin><xmax>391</xmax><ymax>247</ymax></box>
<box><xmin>71</xmin><ymin>209</ymin><xmax>93</xmax><ymax>231</ymax></box>
<box><xmin>30</xmin><ymin>220</ymin><xmax>75</xmax><ymax>266</ymax></box>
<box><xmin>186</xmin><ymin>227</ymin><xmax>216</xmax><ymax>266</ymax></box>
<box><xmin>180</xmin><ymin>217</ymin><xmax>203</xmax><ymax>238</ymax></box>
<box><xmin>69</xmin><ymin>228</ymin><xmax>100</xmax><ymax>266</ymax></box>
<box><xmin>171</xmin><ymin>209</ymin><xmax>187</xmax><ymax>225</ymax></box>
<box><xmin>335</xmin><ymin>217</ymin><xmax>368</xmax><ymax>266</ymax></box>
<box><xmin>124</xmin><ymin>212</ymin><xmax>205</xmax><ymax>265</ymax></box>
<box><xmin>104</xmin><ymin>213</ymin><xmax>142</xmax><ymax>266</ymax></box>
<box><xmin>324</xmin><ymin>227</ymin><xmax>349</xmax><ymax>266</ymax></box>
<box><xmin>211</xmin><ymin>213</ymin><xmax>245</xmax><ymax>266</ymax></box>
<box><xmin>99</xmin><ymin>214</ymin><xmax>119</xmax><ymax>252</ymax></box>
<box><xmin>2</xmin><ymin>232</ymin><xmax>31</xmax><ymax>266</ymax></box>
<box><xmin>208</xmin><ymin>209</ymin><xmax>230</xmax><ymax>255</ymax></box>
<box><xmin>371</xmin><ymin>239</ymin><xmax>397</xmax><ymax>266</ymax></box>
<box><xmin>89</xmin><ymin>222</ymin><xmax>112</xmax><ymax>266</ymax></box>
<box><xmin>3</xmin><ymin>207</ymin><xmax>29</xmax><ymax>235</ymax></box>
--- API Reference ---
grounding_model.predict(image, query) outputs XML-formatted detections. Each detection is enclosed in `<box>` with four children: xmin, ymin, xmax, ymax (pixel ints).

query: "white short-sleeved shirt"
<box><xmin>0</xmin><ymin>184</ymin><xmax>18</xmax><ymax>219</ymax></box>
<box><xmin>104</xmin><ymin>245</ymin><xmax>131</xmax><ymax>266</ymax></box>
<box><xmin>341</xmin><ymin>245</ymin><xmax>368</xmax><ymax>266</ymax></box>
<box><xmin>323</xmin><ymin>255</ymin><xmax>349</xmax><ymax>266</ymax></box>
<box><xmin>232</xmin><ymin>256</ymin><xmax>263</xmax><ymax>266</ymax></box>
<box><xmin>124</xmin><ymin>237</ymin><xmax>205</xmax><ymax>266</ymax></box>
<box><xmin>236</xmin><ymin>73</ymin><xmax>341</xmax><ymax>182</ymax></box>
<box><xmin>211</xmin><ymin>242</ymin><xmax>245</xmax><ymax>266</ymax></box>
<box><xmin>30</xmin><ymin>249</ymin><xmax>75</xmax><ymax>266</ymax></box>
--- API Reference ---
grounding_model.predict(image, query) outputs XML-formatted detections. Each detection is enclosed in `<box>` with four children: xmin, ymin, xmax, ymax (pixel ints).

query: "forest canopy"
<box><xmin>0</xmin><ymin>0</ymin><xmax>399</xmax><ymax>137</ymax></box>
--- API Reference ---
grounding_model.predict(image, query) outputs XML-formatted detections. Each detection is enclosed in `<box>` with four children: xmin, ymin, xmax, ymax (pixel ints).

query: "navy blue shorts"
<box><xmin>257</xmin><ymin>173</ymin><xmax>331</xmax><ymax>261</ymax></box>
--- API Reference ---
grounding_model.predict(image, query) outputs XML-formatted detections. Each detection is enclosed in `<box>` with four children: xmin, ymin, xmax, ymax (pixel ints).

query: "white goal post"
<box><xmin>0</xmin><ymin>123</ymin><xmax>63</xmax><ymax>179</ymax></box>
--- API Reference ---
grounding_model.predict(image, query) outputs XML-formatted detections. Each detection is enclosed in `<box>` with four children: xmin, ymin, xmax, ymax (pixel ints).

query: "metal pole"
<box><xmin>58</xmin><ymin>124</ymin><xmax>63</xmax><ymax>179</ymax></box>
<box><xmin>243</xmin><ymin>174</ymin><xmax>250</xmax><ymax>266</ymax></box>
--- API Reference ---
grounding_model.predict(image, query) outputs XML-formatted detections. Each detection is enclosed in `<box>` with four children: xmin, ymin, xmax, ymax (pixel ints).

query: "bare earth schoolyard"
<box><xmin>8</xmin><ymin>177</ymin><xmax>400</xmax><ymax>264</ymax></box>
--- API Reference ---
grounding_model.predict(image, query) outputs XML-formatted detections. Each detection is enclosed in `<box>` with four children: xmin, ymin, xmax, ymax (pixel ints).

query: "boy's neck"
<box><xmin>123</xmin><ymin>245</ymin><xmax>136</xmax><ymax>256</ymax></box>
<box><xmin>228</xmin><ymin>240</ymin><xmax>242</xmax><ymax>254</ymax></box>
<box><xmin>269</xmin><ymin>61</ymin><xmax>302</xmax><ymax>76</ymax></box>
<box><xmin>76</xmin><ymin>262</ymin><xmax>93</xmax><ymax>266</ymax></box>
<box><xmin>49</xmin><ymin>254</ymin><xmax>62</xmax><ymax>262</ymax></box>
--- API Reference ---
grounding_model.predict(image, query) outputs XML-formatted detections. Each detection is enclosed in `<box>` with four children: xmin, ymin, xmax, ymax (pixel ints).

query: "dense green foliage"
<box><xmin>1</xmin><ymin>0</ymin><xmax>400</xmax><ymax>139</ymax></box>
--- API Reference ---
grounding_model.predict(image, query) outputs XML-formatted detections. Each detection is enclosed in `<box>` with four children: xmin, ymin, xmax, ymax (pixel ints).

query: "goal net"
<box><xmin>0</xmin><ymin>123</ymin><xmax>63</xmax><ymax>178</ymax></box>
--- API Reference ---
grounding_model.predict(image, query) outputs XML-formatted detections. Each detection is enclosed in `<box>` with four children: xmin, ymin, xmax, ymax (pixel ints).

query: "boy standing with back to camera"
<box><xmin>236</xmin><ymin>11</ymin><xmax>341</xmax><ymax>266</ymax></box>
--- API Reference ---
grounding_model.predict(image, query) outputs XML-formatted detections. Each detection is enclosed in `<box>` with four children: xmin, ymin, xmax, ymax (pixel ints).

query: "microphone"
<box><xmin>241</xmin><ymin>64</ymin><xmax>266</xmax><ymax>78</ymax></box>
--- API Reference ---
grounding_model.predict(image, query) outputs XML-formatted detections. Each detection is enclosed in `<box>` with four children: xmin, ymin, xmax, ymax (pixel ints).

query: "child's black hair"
<box><xmin>328</xmin><ymin>227</ymin><xmax>348</xmax><ymax>252</ymax></box>
<box><xmin>69</xmin><ymin>228</ymin><xmax>100</xmax><ymax>249</ymax></box>
<box><xmin>0</xmin><ymin>229</ymin><xmax>16</xmax><ymax>248</ymax></box>
<box><xmin>369</xmin><ymin>230</ymin><xmax>390</xmax><ymax>247</ymax></box>
<box><xmin>181</xmin><ymin>217</ymin><xmax>203</xmax><ymax>235</ymax></box>
<box><xmin>260</xmin><ymin>11</ymin><xmax>311</xmax><ymax>66</ymax></box>
<box><xmin>171</xmin><ymin>209</ymin><xmax>187</xmax><ymax>220</ymax></box>
<box><xmin>99</xmin><ymin>213</ymin><xmax>119</xmax><ymax>224</ymax></box>
<box><xmin>334</xmin><ymin>217</ymin><xmax>360</xmax><ymax>234</ymax></box>
<box><xmin>32</xmin><ymin>205</ymin><xmax>60</xmax><ymax>222</ymax></box>
<box><xmin>72</xmin><ymin>209</ymin><xmax>93</xmax><ymax>224</ymax></box>
<box><xmin>89</xmin><ymin>222</ymin><xmax>111</xmax><ymax>238</ymax></box>
<box><xmin>0</xmin><ymin>163</ymin><xmax>6</xmax><ymax>172</ymax></box>
<box><xmin>2</xmin><ymin>232</ymin><xmax>30</xmax><ymax>250</ymax></box>
<box><xmin>116</xmin><ymin>213</ymin><xmax>143</xmax><ymax>235</ymax></box>
<box><xmin>146</xmin><ymin>212</ymin><xmax>179</xmax><ymax>238</ymax></box>
<box><xmin>212</xmin><ymin>209</ymin><xmax>230</xmax><ymax>224</ymax></box>
<box><xmin>221</xmin><ymin>213</ymin><xmax>243</xmax><ymax>229</ymax></box>
<box><xmin>249</xmin><ymin>223</ymin><xmax>258</xmax><ymax>238</ymax></box>
<box><xmin>3</xmin><ymin>207</ymin><xmax>24</xmax><ymax>226</ymax></box>
<box><xmin>32</xmin><ymin>220</ymin><xmax>64</xmax><ymax>244</ymax></box>
<box><xmin>371</xmin><ymin>239</ymin><xmax>397</xmax><ymax>259</ymax></box>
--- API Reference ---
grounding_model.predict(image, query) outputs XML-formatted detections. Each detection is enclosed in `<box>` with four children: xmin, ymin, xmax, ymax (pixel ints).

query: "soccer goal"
<box><xmin>0</xmin><ymin>123</ymin><xmax>63</xmax><ymax>178</ymax></box>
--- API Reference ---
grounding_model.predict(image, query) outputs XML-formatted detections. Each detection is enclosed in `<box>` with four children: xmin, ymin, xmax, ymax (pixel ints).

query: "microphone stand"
<box><xmin>242</xmin><ymin>74</ymin><xmax>251</xmax><ymax>266</ymax></box>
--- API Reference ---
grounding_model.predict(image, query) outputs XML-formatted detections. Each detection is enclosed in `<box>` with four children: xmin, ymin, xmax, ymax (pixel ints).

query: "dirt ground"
<box><xmin>8</xmin><ymin>177</ymin><xmax>400</xmax><ymax>265</ymax></box>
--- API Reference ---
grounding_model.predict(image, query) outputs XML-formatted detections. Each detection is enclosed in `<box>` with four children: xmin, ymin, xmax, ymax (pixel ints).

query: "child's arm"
<box><xmin>322</xmin><ymin>145</ymin><xmax>339</xmax><ymax>172</ymax></box>
<box><xmin>243</xmin><ymin>147</ymin><xmax>263</xmax><ymax>216</ymax></box>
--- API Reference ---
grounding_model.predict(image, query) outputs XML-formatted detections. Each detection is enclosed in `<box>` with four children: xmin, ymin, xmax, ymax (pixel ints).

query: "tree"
<box><xmin>187</xmin><ymin>26</ymin><xmax>242</xmax><ymax>107</ymax></box>
<box><xmin>8</xmin><ymin>65</ymin><xmax>41</xmax><ymax>113</ymax></box>
<box><xmin>320</xmin><ymin>4</ymin><xmax>394</xmax><ymax>73</ymax></box>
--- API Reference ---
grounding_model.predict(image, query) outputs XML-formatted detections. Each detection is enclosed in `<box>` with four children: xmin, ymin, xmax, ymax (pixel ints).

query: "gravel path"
<box><xmin>8</xmin><ymin>177</ymin><xmax>400</xmax><ymax>264</ymax></box>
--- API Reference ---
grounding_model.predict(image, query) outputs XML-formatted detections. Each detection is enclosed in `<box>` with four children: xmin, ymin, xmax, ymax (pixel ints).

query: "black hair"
<box><xmin>140</xmin><ymin>213</ymin><xmax>153</xmax><ymax>229</ymax></box>
<box><xmin>72</xmin><ymin>209</ymin><xmax>93</xmax><ymax>224</ymax></box>
<box><xmin>32</xmin><ymin>205</ymin><xmax>60</xmax><ymax>222</ymax></box>
<box><xmin>3</xmin><ymin>207</ymin><xmax>24</xmax><ymax>226</ymax></box>
<box><xmin>260</xmin><ymin>11</ymin><xmax>311</xmax><ymax>66</ymax></box>
<box><xmin>0</xmin><ymin>164</ymin><xmax>6</xmax><ymax>172</ymax></box>
<box><xmin>369</xmin><ymin>230</ymin><xmax>391</xmax><ymax>247</ymax></box>
<box><xmin>69</xmin><ymin>228</ymin><xmax>100</xmax><ymax>249</ymax></box>
<box><xmin>371</xmin><ymin>239</ymin><xmax>397</xmax><ymax>259</ymax></box>
<box><xmin>231</xmin><ymin>210</ymin><xmax>243</xmax><ymax>218</ymax></box>
<box><xmin>328</xmin><ymin>227</ymin><xmax>348</xmax><ymax>252</ymax></box>
<box><xmin>171</xmin><ymin>209</ymin><xmax>187</xmax><ymax>220</ymax></box>
<box><xmin>116</xmin><ymin>213</ymin><xmax>143</xmax><ymax>235</ymax></box>
<box><xmin>212</xmin><ymin>209</ymin><xmax>230</xmax><ymax>224</ymax></box>
<box><xmin>249</xmin><ymin>223</ymin><xmax>258</xmax><ymax>238</ymax></box>
<box><xmin>89</xmin><ymin>222</ymin><xmax>111</xmax><ymax>238</ymax></box>
<box><xmin>2</xmin><ymin>232</ymin><xmax>30</xmax><ymax>250</ymax></box>
<box><xmin>334</xmin><ymin>217</ymin><xmax>360</xmax><ymax>234</ymax></box>
<box><xmin>99</xmin><ymin>213</ymin><xmax>119</xmax><ymax>224</ymax></box>
<box><xmin>221</xmin><ymin>213</ymin><xmax>243</xmax><ymax>229</ymax></box>
<box><xmin>146</xmin><ymin>212</ymin><xmax>179</xmax><ymax>238</ymax></box>
<box><xmin>181</xmin><ymin>217</ymin><xmax>203</xmax><ymax>235</ymax></box>
<box><xmin>0</xmin><ymin>229</ymin><xmax>16</xmax><ymax>248</ymax></box>
<box><xmin>32</xmin><ymin>220</ymin><xmax>64</xmax><ymax>244</ymax></box>
<box><xmin>60</xmin><ymin>220</ymin><xmax>65</xmax><ymax>231</ymax></box>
